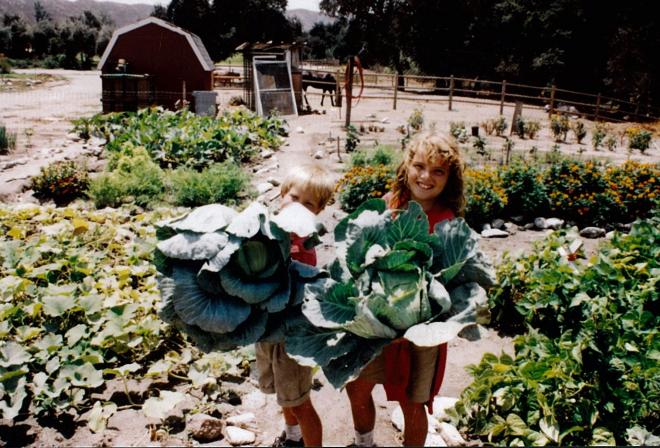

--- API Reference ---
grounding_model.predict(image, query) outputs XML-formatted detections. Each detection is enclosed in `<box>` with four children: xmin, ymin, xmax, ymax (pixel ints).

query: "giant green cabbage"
<box><xmin>155</xmin><ymin>202</ymin><xmax>323</xmax><ymax>351</ymax></box>
<box><xmin>285</xmin><ymin>199</ymin><xmax>495</xmax><ymax>387</ymax></box>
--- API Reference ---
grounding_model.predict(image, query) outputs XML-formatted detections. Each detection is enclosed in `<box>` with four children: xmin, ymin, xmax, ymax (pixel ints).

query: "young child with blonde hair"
<box><xmin>346</xmin><ymin>131</ymin><xmax>465</xmax><ymax>447</ymax></box>
<box><xmin>255</xmin><ymin>162</ymin><xmax>335</xmax><ymax>447</ymax></box>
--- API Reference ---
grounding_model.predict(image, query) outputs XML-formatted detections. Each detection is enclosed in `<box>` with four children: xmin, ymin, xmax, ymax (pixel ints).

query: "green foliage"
<box><xmin>513</xmin><ymin>116</ymin><xmax>526</xmax><ymax>139</ymax></box>
<box><xmin>626</xmin><ymin>127</ymin><xmax>653</xmax><ymax>153</ymax></box>
<box><xmin>286</xmin><ymin>199</ymin><xmax>495</xmax><ymax>388</ymax></box>
<box><xmin>72</xmin><ymin>107</ymin><xmax>287</xmax><ymax>170</ymax></box>
<box><xmin>572</xmin><ymin>120</ymin><xmax>587</xmax><ymax>143</ymax></box>
<box><xmin>500</xmin><ymin>162</ymin><xmax>549</xmax><ymax>220</ymax></box>
<box><xmin>449</xmin><ymin>121</ymin><xmax>469</xmax><ymax>142</ymax></box>
<box><xmin>31</xmin><ymin>161</ymin><xmax>89</xmax><ymax>206</ymax></box>
<box><xmin>407</xmin><ymin>108</ymin><xmax>424</xmax><ymax>131</ymax></box>
<box><xmin>350</xmin><ymin>145</ymin><xmax>399</xmax><ymax>168</ymax></box>
<box><xmin>605</xmin><ymin>134</ymin><xmax>617</xmax><ymax>151</ymax></box>
<box><xmin>168</xmin><ymin>162</ymin><xmax>252</xmax><ymax>207</ymax></box>
<box><xmin>494</xmin><ymin>116</ymin><xmax>508</xmax><ymax>137</ymax></box>
<box><xmin>0</xmin><ymin>54</ymin><xmax>11</xmax><ymax>74</ymax></box>
<box><xmin>464</xmin><ymin>168</ymin><xmax>507</xmax><ymax>229</ymax></box>
<box><xmin>525</xmin><ymin>120</ymin><xmax>540</xmax><ymax>139</ymax></box>
<box><xmin>472</xmin><ymin>136</ymin><xmax>488</xmax><ymax>158</ymax></box>
<box><xmin>592</xmin><ymin>123</ymin><xmax>607</xmax><ymax>150</ymax></box>
<box><xmin>550</xmin><ymin>114</ymin><xmax>570</xmax><ymax>142</ymax></box>
<box><xmin>462</xmin><ymin>218</ymin><xmax>660</xmax><ymax>445</ymax></box>
<box><xmin>0</xmin><ymin>123</ymin><xmax>17</xmax><ymax>154</ymax></box>
<box><xmin>336</xmin><ymin>164</ymin><xmax>395</xmax><ymax>212</ymax></box>
<box><xmin>345</xmin><ymin>124</ymin><xmax>360</xmax><ymax>153</ymax></box>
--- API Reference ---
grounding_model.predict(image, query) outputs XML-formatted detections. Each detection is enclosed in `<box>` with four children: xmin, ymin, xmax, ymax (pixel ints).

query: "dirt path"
<box><xmin>0</xmin><ymin>71</ymin><xmax>651</xmax><ymax>447</ymax></box>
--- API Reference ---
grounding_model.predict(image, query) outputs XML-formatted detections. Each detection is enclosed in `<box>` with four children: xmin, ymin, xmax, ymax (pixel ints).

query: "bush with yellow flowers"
<box><xmin>625</xmin><ymin>126</ymin><xmax>653</xmax><ymax>153</ymax></box>
<box><xmin>464</xmin><ymin>167</ymin><xmax>508</xmax><ymax>228</ymax></box>
<box><xmin>336</xmin><ymin>164</ymin><xmax>396</xmax><ymax>212</ymax></box>
<box><xmin>603</xmin><ymin>161</ymin><xmax>658</xmax><ymax>220</ymax></box>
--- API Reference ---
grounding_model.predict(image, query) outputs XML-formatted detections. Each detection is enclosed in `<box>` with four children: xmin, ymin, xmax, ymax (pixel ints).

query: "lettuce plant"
<box><xmin>286</xmin><ymin>199</ymin><xmax>495</xmax><ymax>387</ymax></box>
<box><xmin>155</xmin><ymin>201</ymin><xmax>323</xmax><ymax>351</ymax></box>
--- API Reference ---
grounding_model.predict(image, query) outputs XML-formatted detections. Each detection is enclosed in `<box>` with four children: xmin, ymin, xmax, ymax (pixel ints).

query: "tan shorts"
<box><xmin>358</xmin><ymin>343</ymin><xmax>439</xmax><ymax>403</ymax></box>
<box><xmin>255</xmin><ymin>341</ymin><xmax>313</xmax><ymax>408</ymax></box>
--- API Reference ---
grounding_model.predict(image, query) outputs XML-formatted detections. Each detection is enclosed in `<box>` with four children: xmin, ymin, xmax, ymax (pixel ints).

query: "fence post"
<box><xmin>549</xmin><ymin>84</ymin><xmax>556</xmax><ymax>114</ymax></box>
<box><xmin>393</xmin><ymin>73</ymin><xmax>399</xmax><ymax>110</ymax></box>
<box><xmin>499</xmin><ymin>80</ymin><xmax>506</xmax><ymax>115</ymax></box>
<box><xmin>345</xmin><ymin>56</ymin><xmax>354</xmax><ymax>128</ymax></box>
<box><xmin>595</xmin><ymin>93</ymin><xmax>601</xmax><ymax>121</ymax></box>
<box><xmin>448</xmin><ymin>75</ymin><xmax>454</xmax><ymax>111</ymax></box>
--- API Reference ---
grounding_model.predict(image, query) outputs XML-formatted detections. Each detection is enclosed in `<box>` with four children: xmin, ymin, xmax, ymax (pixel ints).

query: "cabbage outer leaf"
<box><xmin>157</xmin><ymin>232</ymin><xmax>228</xmax><ymax>260</ymax></box>
<box><xmin>219</xmin><ymin>268</ymin><xmax>281</xmax><ymax>304</ymax></box>
<box><xmin>272</xmin><ymin>202</ymin><xmax>318</xmax><ymax>237</ymax></box>
<box><xmin>158</xmin><ymin>204</ymin><xmax>237</xmax><ymax>234</ymax></box>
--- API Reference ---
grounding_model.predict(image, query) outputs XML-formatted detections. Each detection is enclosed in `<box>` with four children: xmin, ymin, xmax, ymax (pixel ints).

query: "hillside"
<box><xmin>0</xmin><ymin>0</ymin><xmax>152</xmax><ymax>27</ymax></box>
<box><xmin>286</xmin><ymin>8</ymin><xmax>334</xmax><ymax>32</ymax></box>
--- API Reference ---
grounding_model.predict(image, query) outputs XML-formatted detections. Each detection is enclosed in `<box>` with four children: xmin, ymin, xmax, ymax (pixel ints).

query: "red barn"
<box><xmin>98</xmin><ymin>17</ymin><xmax>214</xmax><ymax>112</ymax></box>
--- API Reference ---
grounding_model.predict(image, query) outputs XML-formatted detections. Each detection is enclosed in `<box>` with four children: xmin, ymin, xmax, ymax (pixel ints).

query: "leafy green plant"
<box><xmin>156</xmin><ymin>202</ymin><xmax>324</xmax><ymax>351</ymax></box>
<box><xmin>168</xmin><ymin>162</ymin><xmax>252</xmax><ymax>207</ymax></box>
<box><xmin>480</xmin><ymin>118</ymin><xmax>496</xmax><ymax>136</ymax></box>
<box><xmin>464</xmin><ymin>168</ymin><xmax>507</xmax><ymax>229</ymax></box>
<box><xmin>592</xmin><ymin>123</ymin><xmax>607</xmax><ymax>150</ymax></box>
<box><xmin>472</xmin><ymin>136</ymin><xmax>487</xmax><ymax>158</ymax></box>
<box><xmin>501</xmin><ymin>162</ymin><xmax>549</xmax><ymax>220</ymax></box>
<box><xmin>605</xmin><ymin>134</ymin><xmax>617</xmax><ymax>151</ymax></box>
<box><xmin>336</xmin><ymin>164</ymin><xmax>395</xmax><ymax>212</ymax></box>
<box><xmin>407</xmin><ymin>108</ymin><xmax>424</xmax><ymax>131</ymax></box>
<box><xmin>345</xmin><ymin>124</ymin><xmax>360</xmax><ymax>153</ymax></box>
<box><xmin>514</xmin><ymin>116</ymin><xmax>526</xmax><ymax>139</ymax></box>
<box><xmin>450</xmin><ymin>121</ymin><xmax>469</xmax><ymax>142</ymax></box>
<box><xmin>0</xmin><ymin>123</ymin><xmax>17</xmax><ymax>154</ymax></box>
<box><xmin>285</xmin><ymin>199</ymin><xmax>495</xmax><ymax>387</ymax></box>
<box><xmin>572</xmin><ymin>120</ymin><xmax>587</xmax><ymax>144</ymax></box>
<box><xmin>550</xmin><ymin>114</ymin><xmax>570</xmax><ymax>142</ymax></box>
<box><xmin>31</xmin><ymin>161</ymin><xmax>89</xmax><ymax>206</ymax></box>
<box><xmin>525</xmin><ymin>120</ymin><xmax>540</xmax><ymax>139</ymax></box>
<box><xmin>350</xmin><ymin>145</ymin><xmax>399</xmax><ymax>168</ymax></box>
<box><xmin>494</xmin><ymin>116</ymin><xmax>508</xmax><ymax>137</ymax></box>
<box><xmin>626</xmin><ymin>127</ymin><xmax>653</xmax><ymax>153</ymax></box>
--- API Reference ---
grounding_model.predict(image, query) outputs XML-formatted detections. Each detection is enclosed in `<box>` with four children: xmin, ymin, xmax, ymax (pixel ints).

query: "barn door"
<box><xmin>253</xmin><ymin>58</ymin><xmax>298</xmax><ymax>116</ymax></box>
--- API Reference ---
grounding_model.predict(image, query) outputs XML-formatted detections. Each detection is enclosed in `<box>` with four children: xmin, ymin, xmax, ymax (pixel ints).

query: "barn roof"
<box><xmin>98</xmin><ymin>17</ymin><xmax>214</xmax><ymax>72</ymax></box>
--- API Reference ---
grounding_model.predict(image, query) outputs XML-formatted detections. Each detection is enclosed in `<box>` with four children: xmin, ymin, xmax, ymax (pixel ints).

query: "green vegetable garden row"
<box><xmin>0</xmin><ymin>108</ymin><xmax>658</xmax><ymax>445</ymax></box>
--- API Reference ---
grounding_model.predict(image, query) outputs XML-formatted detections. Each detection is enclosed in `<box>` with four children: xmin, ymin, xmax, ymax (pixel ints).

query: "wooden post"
<box><xmin>393</xmin><ymin>73</ymin><xmax>399</xmax><ymax>110</ymax></box>
<box><xmin>345</xmin><ymin>56</ymin><xmax>354</xmax><ymax>129</ymax></box>
<box><xmin>499</xmin><ymin>80</ymin><xmax>506</xmax><ymax>115</ymax></box>
<box><xmin>595</xmin><ymin>93</ymin><xmax>601</xmax><ymax>121</ymax></box>
<box><xmin>337</xmin><ymin>137</ymin><xmax>341</xmax><ymax>162</ymax></box>
<box><xmin>549</xmin><ymin>84</ymin><xmax>556</xmax><ymax>114</ymax></box>
<box><xmin>448</xmin><ymin>75</ymin><xmax>454</xmax><ymax>111</ymax></box>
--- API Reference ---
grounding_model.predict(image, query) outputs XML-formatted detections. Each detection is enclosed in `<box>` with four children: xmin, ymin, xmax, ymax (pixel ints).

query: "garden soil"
<box><xmin>0</xmin><ymin>70</ymin><xmax>657</xmax><ymax>447</ymax></box>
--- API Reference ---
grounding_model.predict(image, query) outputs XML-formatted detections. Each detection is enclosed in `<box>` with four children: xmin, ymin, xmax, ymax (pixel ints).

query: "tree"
<box><xmin>34</xmin><ymin>1</ymin><xmax>51</xmax><ymax>23</ymax></box>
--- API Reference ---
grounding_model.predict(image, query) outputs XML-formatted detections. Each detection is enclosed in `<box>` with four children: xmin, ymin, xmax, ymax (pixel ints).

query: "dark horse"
<box><xmin>302</xmin><ymin>71</ymin><xmax>337</xmax><ymax>107</ymax></box>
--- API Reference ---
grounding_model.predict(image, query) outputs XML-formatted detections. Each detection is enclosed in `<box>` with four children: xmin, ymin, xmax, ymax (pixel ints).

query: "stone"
<box><xmin>187</xmin><ymin>413</ymin><xmax>223</xmax><ymax>442</ymax></box>
<box><xmin>426</xmin><ymin>433</ymin><xmax>448</xmax><ymax>447</ymax></box>
<box><xmin>226</xmin><ymin>412</ymin><xmax>256</xmax><ymax>427</ymax></box>
<box><xmin>579</xmin><ymin>227</ymin><xmax>606</xmax><ymax>238</ymax></box>
<box><xmin>431</xmin><ymin>397</ymin><xmax>460</xmax><ymax>422</ymax></box>
<box><xmin>503</xmin><ymin>222</ymin><xmax>517</xmax><ymax>235</ymax></box>
<box><xmin>225</xmin><ymin>426</ymin><xmax>256</xmax><ymax>446</ymax></box>
<box><xmin>313</xmin><ymin>150</ymin><xmax>324</xmax><ymax>159</ymax></box>
<box><xmin>241</xmin><ymin>390</ymin><xmax>267</xmax><ymax>410</ymax></box>
<box><xmin>481</xmin><ymin>228</ymin><xmax>509</xmax><ymax>238</ymax></box>
<box><xmin>491</xmin><ymin>219</ymin><xmax>505</xmax><ymax>230</ymax></box>
<box><xmin>295</xmin><ymin>126</ymin><xmax>305</xmax><ymax>134</ymax></box>
<box><xmin>391</xmin><ymin>405</ymin><xmax>404</xmax><ymax>431</ymax></box>
<box><xmin>481</xmin><ymin>223</ymin><xmax>491</xmax><ymax>231</ymax></box>
<box><xmin>260</xmin><ymin>149</ymin><xmax>274</xmax><ymax>159</ymax></box>
<box><xmin>266</xmin><ymin>177</ymin><xmax>280</xmax><ymax>187</ymax></box>
<box><xmin>256</xmin><ymin>182</ymin><xmax>273</xmax><ymax>195</ymax></box>
<box><xmin>523</xmin><ymin>223</ymin><xmax>535</xmax><ymax>230</ymax></box>
<box><xmin>510</xmin><ymin>215</ymin><xmax>524</xmax><ymax>223</ymax></box>
<box><xmin>381</xmin><ymin>117</ymin><xmax>389</xmax><ymax>123</ymax></box>
<box><xmin>545</xmin><ymin>218</ymin><xmax>565</xmax><ymax>230</ymax></box>
<box><xmin>534</xmin><ymin>217</ymin><xmax>548</xmax><ymax>229</ymax></box>
<box><xmin>437</xmin><ymin>422</ymin><xmax>466</xmax><ymax>446</ymax></box>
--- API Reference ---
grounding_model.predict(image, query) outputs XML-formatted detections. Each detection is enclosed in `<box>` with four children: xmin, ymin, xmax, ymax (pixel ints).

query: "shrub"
<box><xmin>345</xmin><ymin>124</ymin><xmax>360</xmax><ymax>153</ymax></box>
<box><xmin>31</xmin><ymin>160</ymin><xmax>89</xmax><ymax>206</ymax></box>
<box><xmin>464</xmin><ymin>167</ymin><xmax>507</xmax><ymax>228</ymax></box>
<box><xmin>626</xmin><ymin>127</ymin><xmax>653</xmax><ymax>153</ymax></box>
<box><xmin>449</xmin><ymin>121</ymin><xmax>469</xmax><ymax>142</ymax></box>
<box><xmin>592</xmin><ymin>123</ymin><xmax>607</xmax><ymax>150</ymax></box>
<box><xmin>351</xmin><ymin>145</ymin><xmax>399</xmax><ymax>168</ymax></box>
<box><xmin>501</xmin><ymin>162</ymin><xmax>549</xmax><ymax>220</ymax></box>
<box><xmin>480</xmin><ymin>118</ymin><xmax>496</xmax><ymax>136</ymax></box>
<box><xmin>550</xmin><ymin>114</ymin><xmax>569</xmax><ymax>142</ymax></box>
<box><xmin>407</xmin><ymin>108</ymin><xmax>424</xmax><ymax>131</ymax></box>
<box><xmin>514</xmin><ymin>116</ymin><xmax>526</xmax><ymax>138</ymax></box>
<box><xmin>0</xmin><ymin>123</ymin><xmax>17</xmax><ymax>154</ymax></box>
<box><xmin>0</xmin><ymin>55</ymin><xmax>11</xmax><ymax>74</ymax></box>
<box><xmin>472</xmin><ymin>136</ymin><xmax>488</xmax><ymax>158</ymax></box>
<box><xmin>168</xmin><ymin>162</ymin><xmax>252</xmax><ymax>207</ymax></box>
<box><xmin>525</xmin><ymin>119</ymin><xmax>540</xmax><ymax>139</ymax></box>
<box><xmin>572</xmin><ymin>120</ymin><xmax>587</xmax><ymax>143</ymax></box>
<box><xmin>605</xmin><ymin>134</ymin><xmax>617</xmax><ymax>151</ymax></box>
<box><xmin>336</xmin><ymin>164</ymin><xmax>395</xmax><ymax>212</ymax></box>
<box><xmin>494</xmin><ymin>116</ymin><xmax>508</xmax><ymax>137</ymax></box>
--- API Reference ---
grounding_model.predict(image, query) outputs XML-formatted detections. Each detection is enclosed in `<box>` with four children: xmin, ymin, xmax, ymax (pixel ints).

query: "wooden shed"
<box><xmin>98</xmin><ymin>17</ymin><xmax>214</xmax><ymax>112</ymax></box>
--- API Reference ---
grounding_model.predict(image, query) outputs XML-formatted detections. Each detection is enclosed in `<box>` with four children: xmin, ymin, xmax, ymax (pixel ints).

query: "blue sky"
<box><xmin>89</xmin><ymin>0</ymin><xmax>320</xmax><ymax>10</ymax></box>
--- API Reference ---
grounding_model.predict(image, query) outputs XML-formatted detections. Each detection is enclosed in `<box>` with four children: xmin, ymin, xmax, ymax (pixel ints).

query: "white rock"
<box><xmin>254</xmin><ymin>166</ymin><xmax>273</xmax><ymax>175</ymax></box>
<box><xmin>266</xmin><ymin>177</ymin><xmax>280</xmax><ymax>187</ymax></box>
<box><xmin>295</xmin><ymin>126</ymin><xmax>305</xmax><ymax>134</ymax></box>
<box><xmin>437</xmin><ymin>422</ymin><xmax>465</xmax><ymax>446</ymax></box>
<box><xmin>313</xmin><ymin>150</ymin><xmax>324</xmax><ymax>159</ymax></box>
<box><xmin>482</xmin><ymin>223</ymin><xmax>491</xmax><ymax>231</ymax></box>
<box><xmin>225</xmin><ymin>426</ymin><xmax>256</xmax><ymax>446</ymax></box>
<box><xmin>431</xmin><ymin>397</ymin><xmax>459</xmax><ymax>422</ymax></box>
<box><xmin>241</xmin><ymin>390</ymin><xmax>267</xmax><ymax>410</ymax></box>
<box><xmin>367</xmin><ymin>113</ymin><xmax>377</xmax><ymax>118</ymax></box>
<box><xmin>503</xmin><ymin>222</ymin><xmax>517</xmax><ymax>234</ymax></box>
<box><xmin>381</xmin><ymin>117</ymin><xmax>389</xmax><ymax>123</ymax></box>
<box><xmin>534</xmin><ymin>217</ymin><xmax>548</xmax><ymax>229</ymax></box>
<box><xmin>391</xmin><ymin>405</ymin><xmax>404</xmax><ymax>431</ymax></box>
<box><xmin>256</xmin><ymin>182</ymin><xmax>273</xmax><ymax>194</ymax></box>
<box><xmin>260</xmin><ymin>149</ymin><xmax>275</xmax><ymax>159</ymax></box>
<box><xmin>545</xmin><ymin>218</ymin><xmax>565</xmax><ymax>229</ymax></box>
<box><xmin>226</xmin><ymin>412</ymin><xmax>256</xmax><ymax>427</ymax></box>
<box><xmin>579</xmin><ymin>226</ymin><xmax>606</xmax><ymax>239</ymax></box>
<box><xmin>426</xmin><ymin>432</ymin><xmax>448</xmax><ymax>447</ymax></box>
<box><xmin>481</xmin><ymin>228</ymin><xmax>509</xmax><ymax>238</ymax></box>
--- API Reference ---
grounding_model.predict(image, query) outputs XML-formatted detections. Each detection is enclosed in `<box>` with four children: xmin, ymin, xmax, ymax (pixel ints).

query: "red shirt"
<box><xmin>290</xmin><ymin>234</ymin><xmax>317</xmax><ymax>267</ymax></box>
<box><xmin>381</xmin><ymin>195</ymin><xmax>454</xmax><ymax>413</ymax></box>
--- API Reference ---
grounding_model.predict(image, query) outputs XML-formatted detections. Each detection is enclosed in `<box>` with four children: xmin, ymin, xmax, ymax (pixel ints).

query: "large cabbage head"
<box><xmin>156</xmin><ymin>201</ymin><xmax>324</xmax><ymax>351</ymax></box>
<box><xmin>286</xmin><ymin>199</ymin><xmax>495</xmax><ymax>387</ymax></box>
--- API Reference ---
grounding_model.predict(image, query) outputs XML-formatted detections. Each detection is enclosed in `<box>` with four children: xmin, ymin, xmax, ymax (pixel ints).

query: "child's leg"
<box><xmin>400</xmin><ymin>400</ymin><xmax>427</xmax><ymax>446</ymax></box>
<box><xmin>286</xmin><ymin>398</ymin><xmax>322</xmax><ymax>446</ymax></box>
<box><xmin>346</xmin><ymin>378</ymin><xmax>376</xmax><ymax>434</ymax></box>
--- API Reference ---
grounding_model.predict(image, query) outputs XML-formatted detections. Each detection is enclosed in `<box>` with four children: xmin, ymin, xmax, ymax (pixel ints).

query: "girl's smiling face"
<box><xmin>406</xmin><ymin>151</ymin><xmax>450</xmax><ymax>210</ymax></box>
